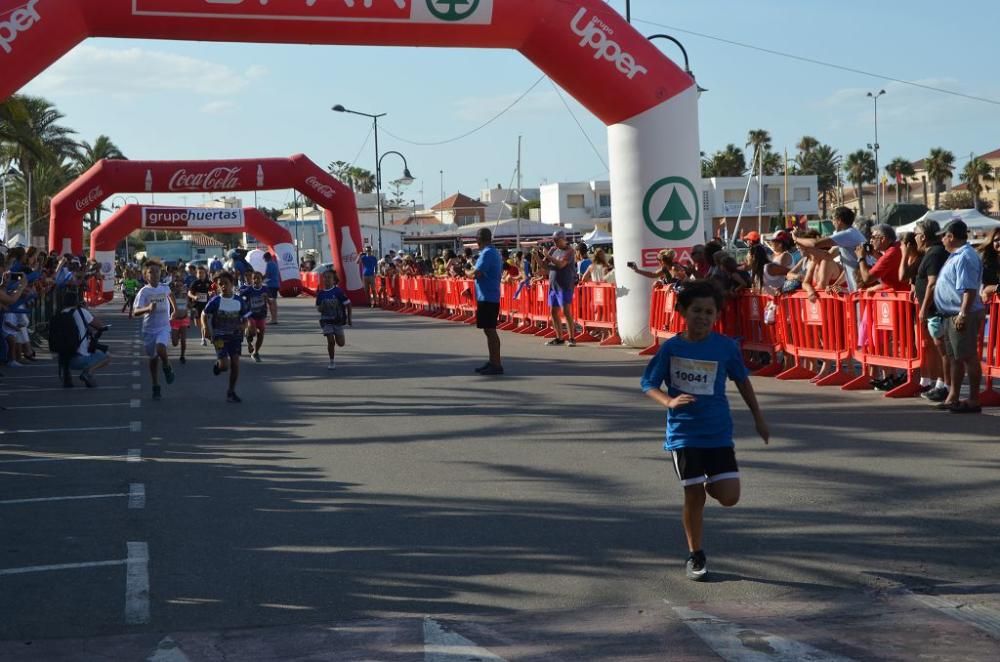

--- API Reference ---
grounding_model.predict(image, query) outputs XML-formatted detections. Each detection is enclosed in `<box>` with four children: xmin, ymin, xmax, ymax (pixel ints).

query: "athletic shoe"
<box><xmin>545</xmin><ymin>338</ymin><xmax>565</xmax><ymax>346</ymax></box>
<box><xmin>919</xmin><ymin>383</ymin><xmax>935</xmax><ymax>394</ymax></box>
<box><xmin>179</xmin><ymin>356</ymin><xmax>186</xmax><ymax>365</ymax></box>
<box><xmin>253</xmin><ymin>352</ymin><xmax>261</xmax><ymax>363</ymax></box>
<box><xmin>327</xmin><ymin>361</ymin><xmax>336</xmax><ymax>371</ymax></box>
<box><xmin>474</xmin><ymin>362</ymin><xmax>493</xmax><ymax>374</ymax></box>
<box><xmin>152</xmin><ymin>385</ymin><xmax>162</xmax><ymax>400</ymax></box>
<box><xmin>163</xmin><ymin>365</ymin><xmax>175</xmax><ymax>385</ymax></box>
<box><xmin>248</xmin><ymin>341</ymin><xmax>255</xmax><ymax>355</ymax></box>
<box><xmin>7</xmin><ymin>361</ymin><xmax>24</xmax><ymax>368</ymax></box>
<box><xmin>79</xmin><ymin>371</ymin><xmax>96</xmax><ymax>388</ymax></box>
<box><xmin>201</xmin><ymin>338</ymin><xmax>208</xmax><ymax>347</ymax></box>
<box><xmin>686</xmin><ymin>550</ymin><xmax>708</xmax><ymax>581</ymax></box>
<box><xmin>922</xmin><ymin>386</ymin><xmax>949</xmax><ymax>402</ymax></box>
<box><xmin>213</xmin><ymin>363</ymin><xmax>221</xmax><ymax>376</ymax></box>
<box><xmin>567</xmin><ymin>338</ymin><xmax>577</xmax><ymax>347</ymax></box>
<box><xmin>479</xmin><ymin>364</ymin><xmax>504</xmax><ymax>375</ymax></box>
<box><xmin>226</xmin><ymin>391</ymin><xmax>242</xmax><ymax>404</ymax></box>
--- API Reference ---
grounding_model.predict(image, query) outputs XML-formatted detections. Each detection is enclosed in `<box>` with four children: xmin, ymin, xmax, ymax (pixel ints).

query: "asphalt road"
<box><xmin>1</xmin><ymin>295</ymin><xmax>998</xmax><ymax>661</ymax></box>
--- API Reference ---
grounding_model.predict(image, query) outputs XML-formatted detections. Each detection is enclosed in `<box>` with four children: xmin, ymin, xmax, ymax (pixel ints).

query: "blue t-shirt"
<box><xmin>360</xmin><ymin>255</ymin><xmax>378</xmax><ymax>278</ymax></box>
<box><xmin>933</xmin><ymin>243</ymin><xmax>985</xmax><ymax>315</ymax></box>
<box><xmin>473</xmin><ymin>245</ymin><xmax>502</xmax><ymax>303</ymax></box>
<box><xmin>239</xmin><ymin>285</ymin><xmax>269</xmax><ymax>320</ymax></box>
<box><xmin>578</xmin><ymin>258</ymin><xmax>592</xmax><ymax>277</ymax></box>
<box><xmin>316</xmin><ymin>286</ymin><xmax>350</xmax><ymax>324</ymax></box>
<box><xmin>209</xmin><ymin>259</ymin><xmax>223</xmax><ymax>271</ymax></box>
<box><xmin>203</xmin><ymin>294</ymin><xmax>251</xmax><ymax>338</ymax></box>
<box><xmin>264</xmin><ymin>261</ymin><xmax>281</xmax><ymax>288</ymax></box>
<box><xmin>640</xmin><ymin>332</ymin><xmax>750</xmax><ymax>451</ymax></box>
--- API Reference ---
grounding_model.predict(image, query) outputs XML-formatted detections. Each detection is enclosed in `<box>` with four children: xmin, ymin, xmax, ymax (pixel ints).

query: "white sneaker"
<box><xmin>201</xmin><ymin>338</ymin><xmax>208</xmax><ymax>347</ymax></box>
<box><xmin>7</xmin><ymin>361</ymin><xmax>24</xmax><ymax>368</ymax></box>
<box><xmin>327</xmin><ymin>361</ymin><xmax>336</xmax><ymax>371</ymax></box>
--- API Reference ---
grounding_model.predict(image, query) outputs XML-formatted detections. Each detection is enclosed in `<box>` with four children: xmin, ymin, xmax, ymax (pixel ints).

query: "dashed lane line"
<box><xmin>127</xmin><ymin>449</ymin><xmax>142</xmax><ymax>462</ymax></box>
<box><xmin>0</xmin><ymin>559</ymin><xmax>127</xmax><ymax>577</ymax></box>
<box><xmin>0</xmin><ymin>492</ymin><xmax>131</xmax><ymax>505</ymax></box>
<box><xmin>0</xmin><ymin>386</ymin><xmax>130</xmax><ymax>395</ymax></box>
<box><xmin>0</xmin><ymin>422</ymin><xmax>141</xmax><ymax>435</ymax></box>
<box><xmin>10</xmin><ymin>372</ymin><xmax>143</xmax><ymax>380</ymax></box>
<box><xmin>125</xmin><ymin>542</ymin><xmax>150</xmax><ymax>625</ymax></box>
<box><xmin>128</xmin><ymin>483</ymin><xmax>146</xmax><ymax>509</ymax></box>
<box><xmin>4</xmin><ymin>401</ymin><xmax>136</xmax><ymax>410</ymax></box>
<box><xmin>0</xmin><ymin>452</ymin><xmax>136</xmax><ymax>464</ymax></box>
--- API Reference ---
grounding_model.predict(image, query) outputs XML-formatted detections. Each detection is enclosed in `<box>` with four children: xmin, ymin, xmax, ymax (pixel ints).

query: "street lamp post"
<box><xmin>332</xmin><ymin>104</ymin><xmax>390</xmax><ymax>255</ymax></box>
<box><xmin>377</xmin><ymin>150</ymin><xmax>415</xmax><ymax>253</ymax></box>
<box><xmin>866</xmin><ymin>89</ymin><xmax>886</xmax><ymax>221</ymax></box>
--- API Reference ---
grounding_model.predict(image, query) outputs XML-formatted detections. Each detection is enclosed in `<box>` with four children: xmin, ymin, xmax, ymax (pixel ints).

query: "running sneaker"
<box><xmin>152</xmin><ymin>385</ymin><xmax>162</xmax><ymax>400</ymax></box>
<box><xmin>226</xmin><ymin>391</ymin><xmax>242</xmax><ymax>404</ymax></box>
<box><xmin>479</xmin><ymin>364</ymin><xmax>505</xmax><ymax>376</ymax></box>
<box><xmin>253</xmin><ymin>352</ymin><xmax>261</xmax><ymax>363</ymax></box>
<box><xmin>79</xmin><ymin>371</ymin><xmax>96</xmax><ymax>388</ymax></box>
<box><xmin>7</xmin><ymin>361</ymin><xmax>24</xmax><ymax>368</ymax></box>
<box><xmin>567</xmin><ymin>338</ymin><xmax>577</xmax><ymax>347</ymax></box>
<box><xmin>545</xmin><ymin>338</ymin><xmax>565</xmax><ymax>346</ymax></box>
<box><xmin>163</xmin><ymin>364</ymin><xmax>175</xmax><ymax>385</ymax></box>
<box><xmin>201</xmin><ymin>338</ymin><xmax>208</xmax><ymax>347</ymax></box>
<box><xmin>474</xmin><ymin>362</ymin><xmax>493</xmax><ymax>374</ymax></box>
<box><xmin>327</xmin><ymin>360</ymin><xmax>336</xmax><ymax>371</ymax></box>
<box><xmin>923</xmin><ymin>386</ymin><xmax>949</xmax><ymax>402</ymax></box>
<box><xmin>685</xmin><ymin>550</ymin><xmax>708</xmax><ymax>581</ymax></box>
<box><xmin>212</xmin><ymin>362</ymin><xmax>221</xmax><ymax>376</ymax></box>
<box><xmin>179</xmin><ymin>356</ymin><xmax>186</xmax><ymax>365</ymax></box>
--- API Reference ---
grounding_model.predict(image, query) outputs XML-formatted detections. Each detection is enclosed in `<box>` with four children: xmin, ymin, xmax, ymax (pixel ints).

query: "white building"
<box><xmin>540</xmin><ymin>181</ymin><xmax>611</xmax><ymax>225</ymax></box>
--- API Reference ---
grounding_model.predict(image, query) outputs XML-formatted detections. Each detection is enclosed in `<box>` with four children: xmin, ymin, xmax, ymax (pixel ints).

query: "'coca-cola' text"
<box><xmin>168</xmin><ymin>167</ymin><xmax>242</xmax><ymax>192</ymax></box>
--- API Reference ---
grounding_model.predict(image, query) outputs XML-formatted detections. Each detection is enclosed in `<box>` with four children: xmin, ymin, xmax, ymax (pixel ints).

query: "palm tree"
<box><xmin>348</xmin><ymin>167</ymin><xmax>376</xmax><ymax>194</ymax></box>
<box><xmin>844</xmin><ymin>149</ymin><xmax>876</xmax><ymax>216</ymax></box>
<box><xmin>74</xmin><ymin>135</ymin><xmax>126</xmax><ymax>229</ymax></box>
<box><xmin>746</xmin><ymin>129</ymin><xmax>772</xmax><ymax>157</ymax></box>
<box><xmin>760</xmin><ymin>151</ymin><xmax>783</xmax><ymax>176</ymax></box>
<box><xmin>796</xmin><ymin>135</ymin><xmax>820</xmax><ymax>157</ymax></box>
<box><xmin>924</xmin><ymin>148</ymin><xmax>956</xmax><ymax>209</ymax></box>
<box><xmin>885</xmin><ymin>157</ymin><xmax>916</xmax><ymax>203</ymax></box>
<box><xmin>808</xmin><ymin>145</ymin><xmax>840</xmax><ymax>218</ymax></box>
<box><xmin>702</xmin><ymin>144</ymin><xmax>746</xmax><ymax>177</ymax></box>
<box><xmin>960</xmin><ymin>157</ymin><xmax>996</xmax><ymax>209</ymax></box>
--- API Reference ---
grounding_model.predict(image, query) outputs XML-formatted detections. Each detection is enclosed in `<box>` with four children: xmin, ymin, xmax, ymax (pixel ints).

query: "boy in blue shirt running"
<box><xmin>315</xmin><ymin>269</ymin><xmax>352</xmax><ymax>371</ymax></box>
<box><xmin>641</xmin><ymin>280</ymin><xmax>769</xmax><ymax>581</ymax></box>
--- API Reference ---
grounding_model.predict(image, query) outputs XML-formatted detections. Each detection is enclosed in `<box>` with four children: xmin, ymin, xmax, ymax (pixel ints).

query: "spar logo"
<box><xmin>643</xmin><ymin>177</ymin><xmax>699</xmax><ymax>241</ymax></box>
<box><xmin>0</xmin><ymin>0</ymin><xmax>40</xmax><ymax>55</ymax></box>
<box><xmin>281</xmin><ymin>251</ymin><xmax>294</xmax><ymax>264</ymax></box>
<box><xmin>570</xmin><ymin>7</ymin><xmax>648</xmax><ymax>80</ymax></box>
<box><xmin>425</xmin><ymin>0</ymin><xmax>479</xmax><ymax>21</ymax></box>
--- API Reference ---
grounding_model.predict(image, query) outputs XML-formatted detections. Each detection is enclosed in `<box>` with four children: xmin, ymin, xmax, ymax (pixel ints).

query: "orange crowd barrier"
<box><xmin>84</xmin><ymin>276</ymin><xmax>105</xmax><ymax>307</ymax></box>
<box><xmin>842</xmin><ymin>290</ymin><xmax>924</xmax><ymax>398</ymax></box>
<box><xmin>983</xmin><ymin>295</ymin><xmax>1000</xmax><ymax>407</ymax></box>
<box><xmin>775</xmin><ymin>292</ymin><xmax>855</xmax><ymax>386</ymax></box>
<box><xmin>640</xmin><ymin>287</ymin><xmax>736</xmax><ymax>356</ymax></box>
<box><xmin>735</xmin><ymin>293</ymin><xmax>784</xmax><ymax>377</ymax></box>
<box><xmin>573</xmin><ymin>282</ymin><xmax>622</xmax><ymax>345</ymax></box>
<box><xmin>299</xmin><ymin>271</ymin><xmax>319</xmax><ymax>296</ymax></box>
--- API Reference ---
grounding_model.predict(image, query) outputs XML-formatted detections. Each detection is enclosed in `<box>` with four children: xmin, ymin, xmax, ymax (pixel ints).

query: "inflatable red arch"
<box><xmin>51</xmin><ymin>154</ymin><xmax>368</xmax><ymax>303</ymax></box>
<box><xmin>90</xmin><ymin>204</ymin><xmax>303</xmax><ymax>302</ymax></box>
<box><xmin>2</xmin><ymin>0</ymin><xmax>703</xmax><ymax>346</ymax></box>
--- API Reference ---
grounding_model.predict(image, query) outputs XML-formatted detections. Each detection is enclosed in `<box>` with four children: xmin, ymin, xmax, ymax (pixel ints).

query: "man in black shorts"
<box><xmin>468</xmin><ymin>228</ymin><xmax>503</xmax><ymax>375</ymax></box>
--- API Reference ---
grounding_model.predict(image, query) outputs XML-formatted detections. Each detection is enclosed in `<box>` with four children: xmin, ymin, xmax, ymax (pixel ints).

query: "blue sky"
<box><xmin>20</xmin><ymin>0</ymin><xmax>1000</xmax><ymax>210</ymax></box>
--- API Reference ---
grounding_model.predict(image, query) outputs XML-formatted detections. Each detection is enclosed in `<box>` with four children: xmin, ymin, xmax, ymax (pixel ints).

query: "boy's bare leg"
<box><xmin>705</xmin><ymin>479</ymin><xmax>740</xmax><ymax>507</ymax></box>
<box><xmin>682</xmin><ymin>485</ymin><xmax>707</xmax><ymax>553</ymax></box>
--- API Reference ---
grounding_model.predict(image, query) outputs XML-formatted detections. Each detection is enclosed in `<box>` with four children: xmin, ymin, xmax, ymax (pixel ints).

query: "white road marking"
<box><xmin>0</xmin><ymin>386</ymin><xmax>128</xmax><ymax>395</ymax></box>
<box><xmin>3</xmin><ymin>402</ymin><xmax>132</xmax><ymax>411</ymax></box>
<box><xmin>670</xmin><ymin>605</ymin><xmax>858</xmax><ymax>662</ymax></box>
<box><xmin>131</xmin><ymin>399</ymin><xmax>141</xmax><ymax>408</ymax></box>
<box><xmin>125</xmin><ymin>541</ymin><xmax>150</xmax><ymax>625</ymax></box>
<box><xmin>147</xmin><ymin>636</ymin><xmax>192</xmax><ymax>662</ymax></box>
<box><xmin>0</xmin><ymin>425</ymin><xmax>137</xmax><ymax>436</ymax></box>
<box><xmin>423</xmin><ymin>617</ymin><xmax>508</xmax><ymax>662</ymax></box>
<box><xmin>129</xmin><ymin>483</ymin><xmax>146</xmax><ymax>509</ymax></box>
<box><xmin>909</xmin><ymin>592</ymin><xmax>1000</xmax><ymax>639</ymax></box>
<box><xmin>0</xmin><ymin>453</ymin><xmax>131</xmax><ymax>464</ymax></box>
<box><xmin>132</xmin><ymin>370</ymin><xmax>141</xmax><ymax>377</ymax></box>
<box><xmin>128</xmin><ymin>449</ymin><xmax>142</xmax><ymax>462</ymax></box>
<box><xmin>130</xmin><ymin>421</ymin><xmax>142</xmax><ymax>432</ymax></box>
<box><xmin>0</xmin><ymin>492</ymin><xmax>129</xmax><ymax>505</ymax></box>
<box><xmin>8</xmin><ymin>372</ymin><xmax>141</xmax><ymax>380</ymax></box>
<box><xmin>132</xmin><ymin>383</ymin><xmax>141</xmax><ymax>391</ymax></box>
<box><xmin>0</xmin><ymin>559</ymin><xmax>126</xmax><ymax>576</ymax></box>
<box><xmin>132</xmin><ymin>360</ymin><xmax>140</xmax><ymax>366</ymax></box>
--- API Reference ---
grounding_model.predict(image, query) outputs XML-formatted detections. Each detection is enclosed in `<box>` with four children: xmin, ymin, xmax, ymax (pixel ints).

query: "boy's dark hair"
<box><xmin>214</xmin><ymin>271</ymin><xmax>234</xmax><ymax>283</ymax></box>
<box><xmin>676</xmin><ymin>279</ymin><xmax>724</xmax><ymax>311</ymax></box>
<box><xmin>833</xmin><ymin>206</ymin><xmax>856</xmax><ymax>227</ymax></box>
<box><xmin>323</xmin><ymin>269</ymin><xmax>339</xmax><ymax>281</ymax></box>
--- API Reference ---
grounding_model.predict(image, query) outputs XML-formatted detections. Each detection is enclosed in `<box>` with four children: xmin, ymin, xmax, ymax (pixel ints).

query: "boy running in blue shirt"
<box><xmin>315</xmin><ymin>269</ymin><xmax>352</xmax><ymax>371</ymax></box>
<box><xmin>640</xmin><ymin>280</ymin><xmax>769</xmax><ymax>581</ymax></box>
<box><xmin>201</xmin><ymin>272</ymin><xmax>251</xmax><ymax>403</ymax></box>
<box><xmin>240</xmin><ymin>271</ymin><xmax>270</xmax><ymax>363</ymax></box>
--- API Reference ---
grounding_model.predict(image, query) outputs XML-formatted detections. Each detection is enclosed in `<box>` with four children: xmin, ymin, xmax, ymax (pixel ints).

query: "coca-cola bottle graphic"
<box><xmin>256</xmin><ymin>165</ymin><xmax>264</xmax><ymax>187</ymax></box>
<box><xmin>144</xmin><ymin>170</ymin><xmax>153</xmax><ymax>192</ymax></box>
<box><xmin>340</xmin><ymin>227</ymin><xmax>363</xmax><ymax>291</ymax></box>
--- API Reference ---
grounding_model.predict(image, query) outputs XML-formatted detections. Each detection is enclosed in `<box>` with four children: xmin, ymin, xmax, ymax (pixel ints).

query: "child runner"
<box><xmin>240</xmin><ymin>271</ymin><xmax>270</xmax><ymax>363</ymax></box>
<box><xmin>315</xmin><ymin>269</ymin><xmax>352</xmax><ymax>370</ymax></box>
<box><xmin>121</xmin><ymin>269</ymin><xmax>140</xmax><ymax>317</ymax></box>
<box><xmin>188</xmin><ymin>266</ymin><xmax>212</xmax><ymax>346</ymax></box>
<box><xmin>170</xmin><ymin>271</ymin><xmax>190</xmax><ymax>364</ymax></box>
<box><xmin>202</xmin><ymin>271</ymin><xmax>251</xmax><ymax>403</ymax></box>
<box><xmin>132</xmin><ymin>261</ymin><xmax>176</xmax><ymax>400</ymax></box>
<box><xmin>640</xmin><ymin>280</ymin><xmax>769</xmax><ymax>581</ymax></box>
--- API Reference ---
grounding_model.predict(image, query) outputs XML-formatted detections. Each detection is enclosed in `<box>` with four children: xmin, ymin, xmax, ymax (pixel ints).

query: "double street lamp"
<box><xmin>332</xmin><ymin>104</ymin><xmax>414</xmax><ymax>257</ymax></box>
<box><xmin>866</xmin><ymin>89</ymin><xmax>886</xmax><ymax>220</ymax></box>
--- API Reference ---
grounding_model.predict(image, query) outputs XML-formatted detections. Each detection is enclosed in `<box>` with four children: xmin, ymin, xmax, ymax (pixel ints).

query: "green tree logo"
<box><xmin>643</xmin><ymin>177</ymin><xmax>700</xmax><ymax>241</ymax></box>
<box><xmin>426</xmin><ymin>0</ymin><xmax>481</xmax><ymax>22</ymax></box>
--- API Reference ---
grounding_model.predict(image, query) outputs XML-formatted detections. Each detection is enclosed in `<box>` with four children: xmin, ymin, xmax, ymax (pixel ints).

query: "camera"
<box><xmin>88</xmin><ymin>325</ymin><xmax>111</xmax><ymax>355</ymax></box>
<box><xmin>863</xmin><ymin>242</ymin><xmax>873</xmax><ymax>254</ymax></box>
<box><xmin>627</xmin><ymin>261</ymin><xmax>638</xmax><ymax>269</ymax></box>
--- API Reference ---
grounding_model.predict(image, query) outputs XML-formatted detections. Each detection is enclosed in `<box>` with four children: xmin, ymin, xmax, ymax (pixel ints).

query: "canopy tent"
<box><xmin>409</xmin><ymin>218</ymin><xmax>575</xmax><ymax>243</ymax></box>
<box><xmin>581</xmin><ymin>228</ymin><xmax>613</xmax><ymax>245</ymax></box>
<box><xmin>896</xmin><ymin>209</ymin><xmax>1000</xmax><ymax>235</ymax></box>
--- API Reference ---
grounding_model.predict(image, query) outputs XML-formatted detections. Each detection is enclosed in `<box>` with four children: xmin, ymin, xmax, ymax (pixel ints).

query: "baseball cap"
<box><xmin>552</xmin><ymin>230</ymin><xmax>567</xmax><ymax>240</ymax></box>
<box><xmin>744</xmin><ymin>231</ymin><xmax>761</xmax><ymax>243</ymax></box>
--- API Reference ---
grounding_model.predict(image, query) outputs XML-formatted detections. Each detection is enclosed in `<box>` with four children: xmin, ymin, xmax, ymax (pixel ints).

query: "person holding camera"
<box><xmin>794</xmin><ymin>206</ymin><xmax>866</xmax><ymax>292</ymax></box>
<box><xmin>57</xmin><ymin>290</ymin><xmax>111</xmax><ymax>387</ymax></box>
<box><xmin>1</xmin><ymin>269</ymin><xmax>30</xmax><ymax>367</ymax></box>
<box><xmin>543</xmin><ymin>230</ymin><xmax>578</xmax><ymax>346</ymax></box>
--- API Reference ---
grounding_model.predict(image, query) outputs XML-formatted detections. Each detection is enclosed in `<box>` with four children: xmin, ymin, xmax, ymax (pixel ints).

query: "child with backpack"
<box><xmin>315</xmin><ymin>269</ymin><xmax>352</xmax><ymax>371</ymax></box>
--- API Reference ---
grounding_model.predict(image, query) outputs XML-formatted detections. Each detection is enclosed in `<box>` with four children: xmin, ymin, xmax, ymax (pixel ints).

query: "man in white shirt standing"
<box><xmin>132</xmin><ymin>261</ymin><xmax>176</xmax><ymax>400</ymax></box>
<box><xmin>794</xmin><ymin>206</ymin><xmax>866</xmax><ymax>292</ymax></box>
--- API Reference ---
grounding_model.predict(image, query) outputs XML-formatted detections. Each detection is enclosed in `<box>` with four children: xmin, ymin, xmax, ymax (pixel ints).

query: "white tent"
<box><xmin>896</xmin><ymin>209</ymin><xmax>1000</xmax><ymax>235</ymax></box>
<box><xmin>581</xmin><ymin>228</ymin><xmax>613</xmax><ymax>245</ymax></box>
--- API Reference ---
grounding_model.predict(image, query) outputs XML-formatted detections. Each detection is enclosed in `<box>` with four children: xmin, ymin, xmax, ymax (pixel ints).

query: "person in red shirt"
<box><xmin>857</xmin><ymin>224</ymin><xmax>907</xmax><ymax>291</ymax></box>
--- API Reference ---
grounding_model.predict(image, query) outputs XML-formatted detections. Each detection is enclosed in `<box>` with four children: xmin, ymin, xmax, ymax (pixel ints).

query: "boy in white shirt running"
<box><xmin>132</xmin><ymin>261</ymin><xmax>176</xmax><ymax>400</ymax></box>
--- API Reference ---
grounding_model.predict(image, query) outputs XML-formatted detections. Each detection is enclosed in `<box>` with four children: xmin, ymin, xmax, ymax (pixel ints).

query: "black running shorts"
<box><xmin>670</xmin><ymin>447</ymin><xmax>739</xmax><ymax>487</ymax></box>
<box><xmin>476</xmin><ymin>301</ymin><xmax>500</xmax><ymax>329</ymax></box>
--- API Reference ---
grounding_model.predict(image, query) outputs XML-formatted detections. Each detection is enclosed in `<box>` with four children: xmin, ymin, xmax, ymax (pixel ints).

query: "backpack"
<box><xmin>49</xmin><ymin>309</ymin><xmax>83</xmax><ymax>358</ymax></box>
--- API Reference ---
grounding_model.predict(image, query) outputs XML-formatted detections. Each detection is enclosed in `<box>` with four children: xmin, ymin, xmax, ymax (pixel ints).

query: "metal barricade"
<box><xmin>574</xmin><ymin>282</ymin><xmax>621</xmax><ymax>346</ymax></box>
<box><xmin>982</xmin><ymin>295</ymin><xmax>1000</xmax><ymax>407</ymax></box>
<box><xmin>735</xmin><ymin>292</ymin><xmax>784</xmax><ymax>377</ymax></box>
<box><xmin>842</xmin><ymin>290</ymin><xmax>923</xmax><ymax>398</ymax></box>
<box><xmin>775</xmin><ymin>291</ymin><xmax>855</xmax><ymax>385</ymax></box>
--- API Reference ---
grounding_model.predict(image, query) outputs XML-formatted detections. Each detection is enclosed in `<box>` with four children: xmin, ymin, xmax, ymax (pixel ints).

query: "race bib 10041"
<box><xmin>670</xmin><ymin>357</ymin><xmax>718</xmax><ymax>396</ymax></box>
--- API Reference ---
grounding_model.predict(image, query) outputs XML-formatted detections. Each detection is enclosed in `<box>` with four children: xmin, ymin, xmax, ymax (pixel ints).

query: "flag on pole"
<box><xmin>0</xmin><ymin>208</ymin><xmax>8</xmax><ymax>243</ymax></box>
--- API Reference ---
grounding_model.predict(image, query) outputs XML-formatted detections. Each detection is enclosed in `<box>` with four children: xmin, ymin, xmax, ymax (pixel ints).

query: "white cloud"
<box><xmin>25</xmin><ymin>45</ymin><xmax>265</xmax><ymax>98</ymax></box>
<box><xmin>200</xmin><ymin>100</ymin><xmax>236</xmax><ymax>114</ymax></box>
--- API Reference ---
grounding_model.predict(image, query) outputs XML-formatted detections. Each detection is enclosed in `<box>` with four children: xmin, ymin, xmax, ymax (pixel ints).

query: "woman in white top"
<box><xmin>748</xmin><ymin>245</ymin><xmax>789</xmax><ymax>293</ymax></box>
<box><xmin>581</xmin><ymin>248</ymin><xmax>612</xmax><ymax>284</ymax></box>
